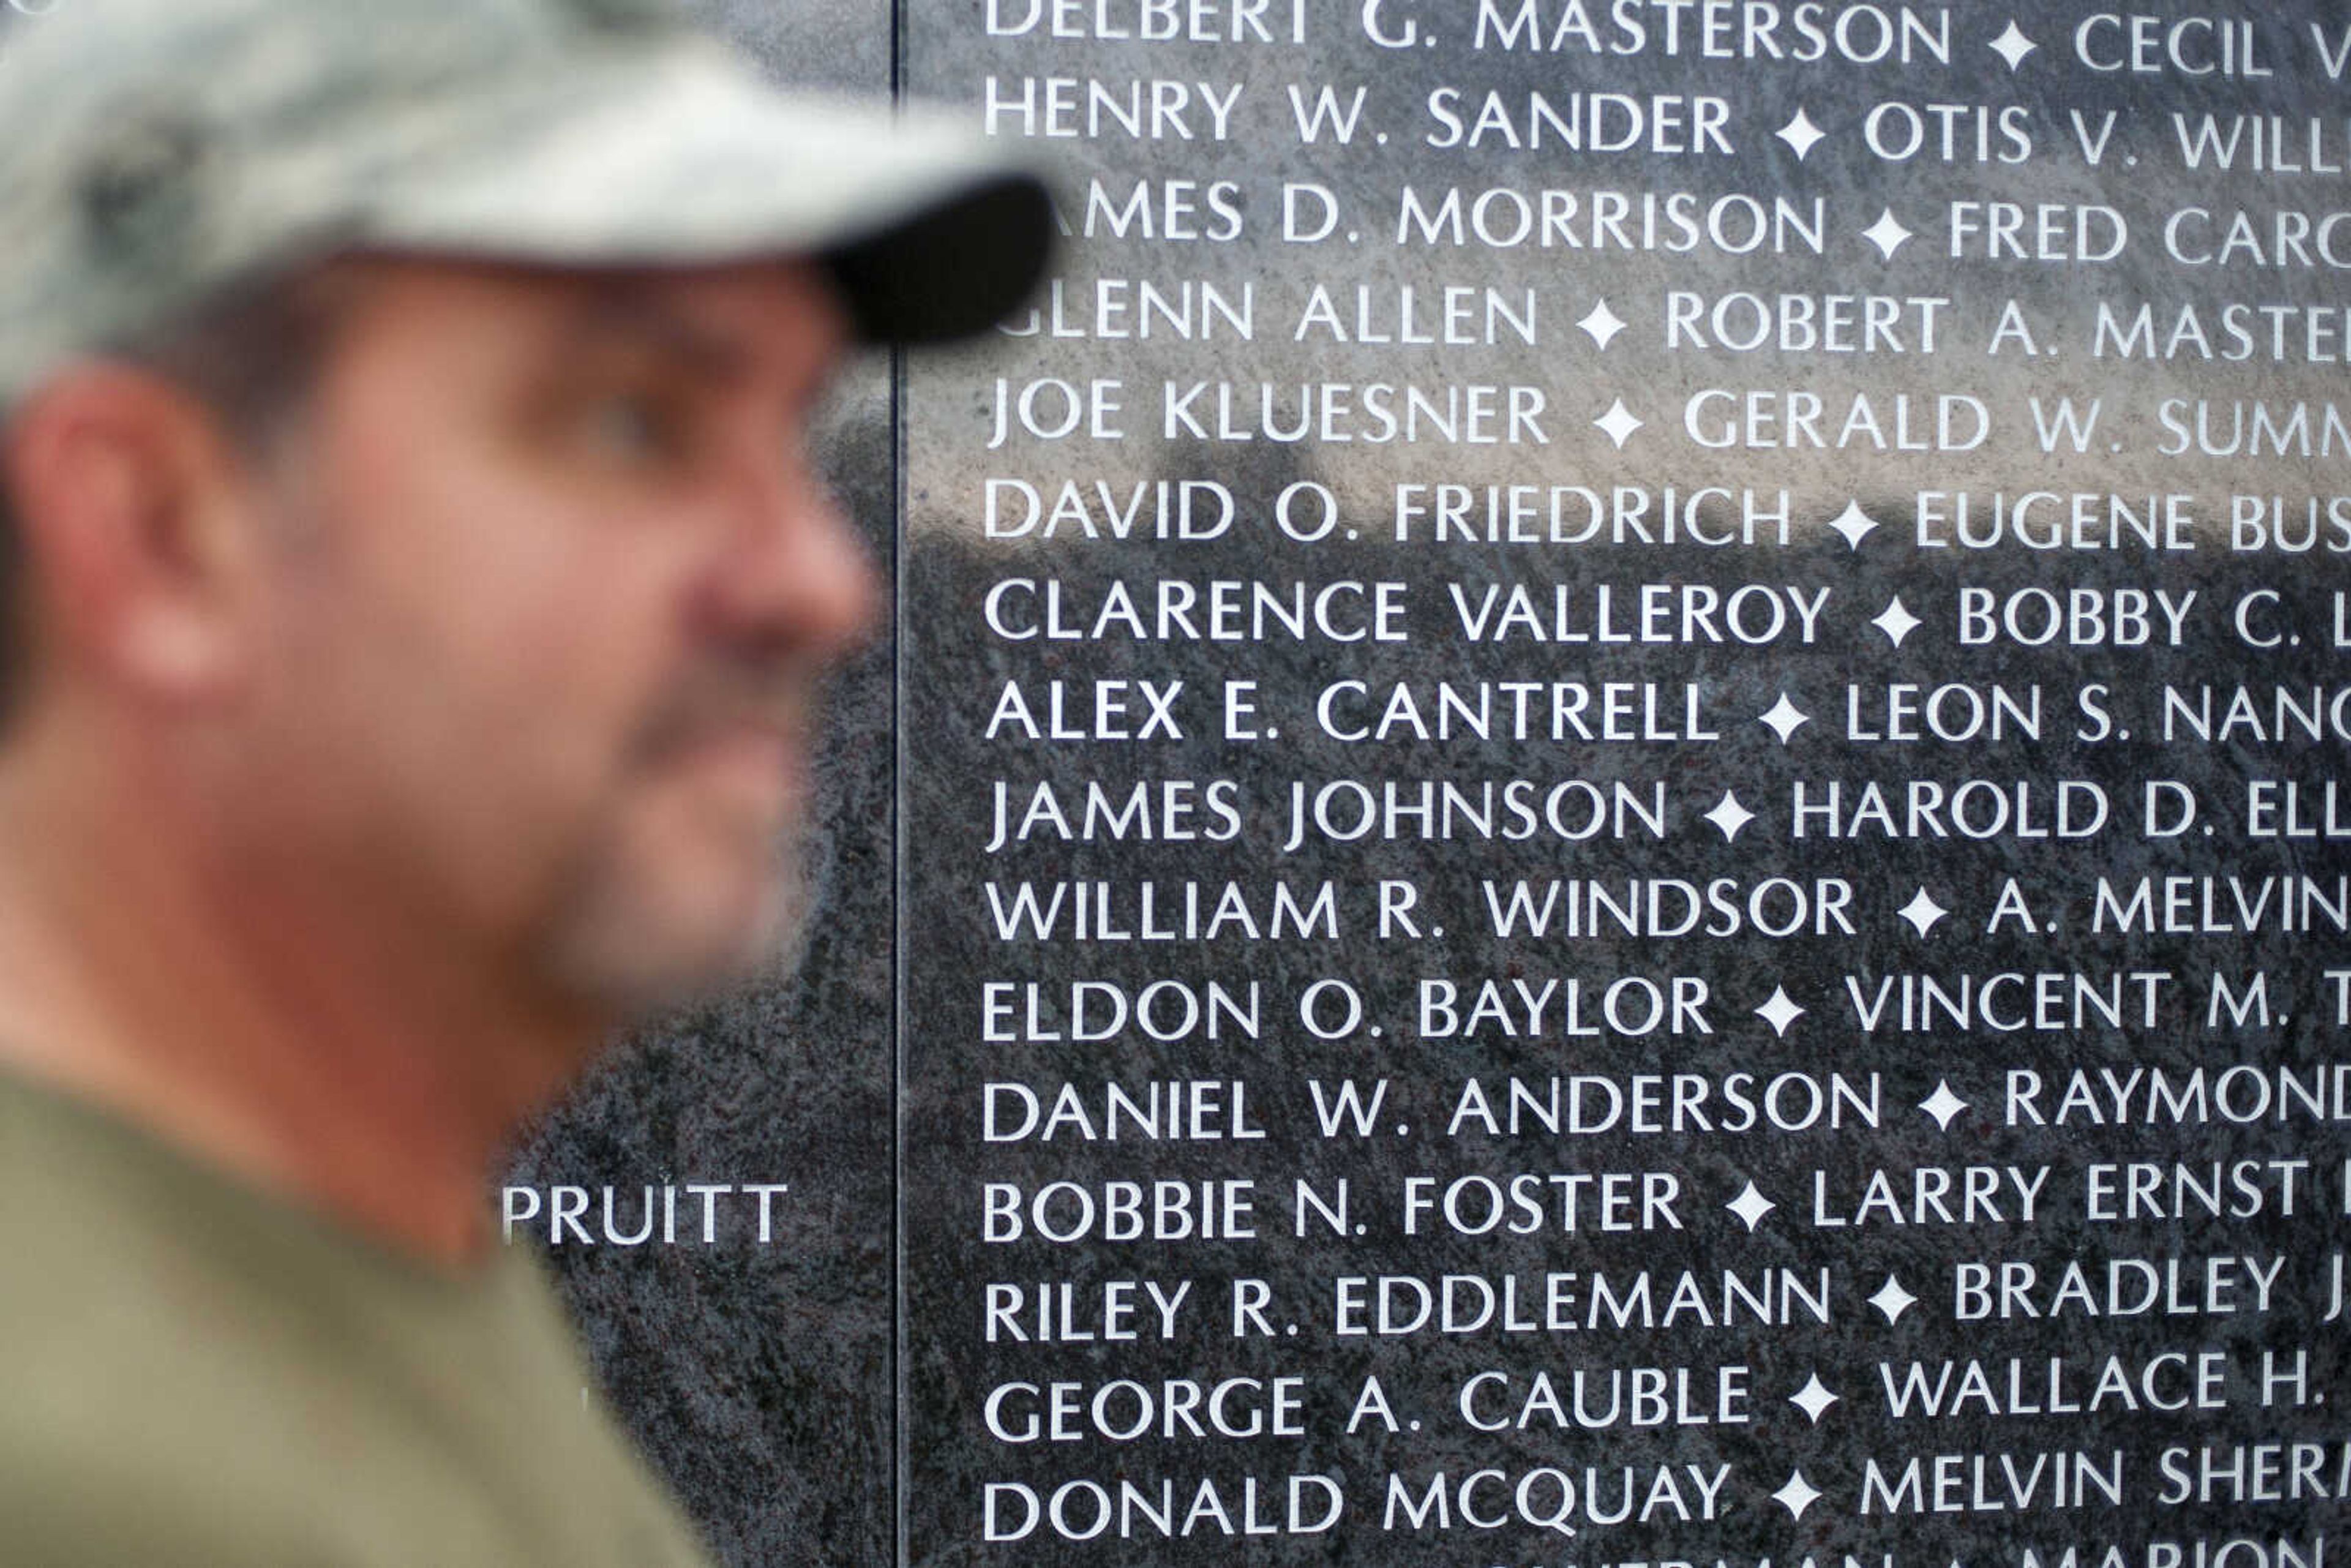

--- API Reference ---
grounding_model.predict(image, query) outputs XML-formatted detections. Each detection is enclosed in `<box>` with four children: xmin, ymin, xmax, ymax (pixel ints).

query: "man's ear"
<box><xmin>1</xmin><ymin>363</ymin><xmax>269</xmax><ymax>712</ymax></box>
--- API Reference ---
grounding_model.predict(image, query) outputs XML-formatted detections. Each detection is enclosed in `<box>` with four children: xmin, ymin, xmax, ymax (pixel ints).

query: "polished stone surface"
<box><xmin>528</xmin><ymin>1</ymin><xmax>2351</xmax><ymax>1563</ymax></box>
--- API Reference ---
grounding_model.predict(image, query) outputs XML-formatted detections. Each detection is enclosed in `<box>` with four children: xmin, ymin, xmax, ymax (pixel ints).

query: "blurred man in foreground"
<box><xmin>0</xmin><ymin>0</ymin><xmax>1046</xmax><ymax>1559</ymax></box>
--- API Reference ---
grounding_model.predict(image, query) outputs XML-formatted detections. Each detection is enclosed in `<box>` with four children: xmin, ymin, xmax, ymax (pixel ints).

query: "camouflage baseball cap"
<box><xmin>0</xmin><ymin>0</ymin><xmax>1052</xmax><ymax>396</ymax></box>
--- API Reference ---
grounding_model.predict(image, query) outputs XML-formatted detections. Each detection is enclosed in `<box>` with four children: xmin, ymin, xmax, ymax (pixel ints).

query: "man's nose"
<box><xmin>692</xmin><ymin>454</ymin><xmax>881</xmax><ymax>664</ymax></box>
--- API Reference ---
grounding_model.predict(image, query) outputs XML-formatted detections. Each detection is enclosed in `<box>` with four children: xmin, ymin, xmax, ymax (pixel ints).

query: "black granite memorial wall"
<box><xmin>531</xmin><ymin>2</ymin><xmax>2351</xmax><ymax>1564</ymax></box>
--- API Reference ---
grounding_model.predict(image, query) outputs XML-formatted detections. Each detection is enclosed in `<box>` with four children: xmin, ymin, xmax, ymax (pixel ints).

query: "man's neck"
<box><xmin>0</xmin><ymin>732</ymin><xmax>599</xmax><ymax>1270</ymax></box>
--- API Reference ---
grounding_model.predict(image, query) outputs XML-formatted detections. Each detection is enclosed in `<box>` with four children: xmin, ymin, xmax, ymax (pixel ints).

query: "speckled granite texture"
<box><xmin>523</xmin><ymin>2</ymin><xmax>2351</xmax><ymax>1565</ymax></box>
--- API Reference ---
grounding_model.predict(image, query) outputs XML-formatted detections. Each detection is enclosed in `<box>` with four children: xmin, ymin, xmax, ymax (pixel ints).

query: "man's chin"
<box><xmin>531</xmin><ymin>833</ymin><xmax>814</xmax><ymax>1024</ymax></box>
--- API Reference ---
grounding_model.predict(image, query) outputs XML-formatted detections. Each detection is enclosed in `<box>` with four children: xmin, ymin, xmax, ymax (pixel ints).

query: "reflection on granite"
<box><xmin>901</xmin><ymin>1</ymin><xmax>2351</xmax><ymax>1563</ymax></box>
<box><xmin>527</xmin><ymin>0</ymin><xmax>2351</xmax><ymax>1563</ymax></box>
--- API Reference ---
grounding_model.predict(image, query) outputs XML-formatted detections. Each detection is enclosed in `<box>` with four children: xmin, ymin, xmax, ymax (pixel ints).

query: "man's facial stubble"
<box><xmin>527</xmin><ymin>651</ymin><xmax>830</xmax><ymax>1022</ymax></box>
<box><xmin>219</xmin><ymin>260</ymin><xmax>867</xmax><ymax>1035</ymax></box>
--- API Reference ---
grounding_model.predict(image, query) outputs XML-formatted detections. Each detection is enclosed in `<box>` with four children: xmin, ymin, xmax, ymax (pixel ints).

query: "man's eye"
<box><xmin>577</xmin><ymin>392</ymin><xmax>684</xmax><ymax>463</ymax></box>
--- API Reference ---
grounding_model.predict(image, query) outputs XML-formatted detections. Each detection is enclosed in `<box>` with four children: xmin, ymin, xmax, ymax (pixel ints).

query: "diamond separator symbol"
<box><xmin>1777</xmin><ymin>107</ymin><xmax>1826</xmax><ymax>160</ymax></box>
<box><xmin>1829</xmin><ymin>500</ymin><xmax>1880</xmax><ymax>549</ymax></box>
<box><xmin>1872</xmin><ymin>595</ymin><xmax>1922</xmax><ymax>647</ymax></box>
<box><xmin>1863</xmin><ymin>208</ymin><xmax>1914</xmax><ymax>259</ymax></box>
<box><xmin>1755</xmin><ymin>986</ymin><xmax>1805</xmax><ymax>1037</ymax></box>
<box><xmin>1727</xmin><ymin>1180</ymin><xmax>1775</xmax><ymax>1232</ymax></box>
<box><xmin>1594</xmin><ymin>398</ymin><xmax>1643</xmax><ymax>448</ymax></box>
<box><xmin>1704</xmin><ymin>790</ymin><xmax>1755</xmax><ymax>842</ymax></box>
<box><xmin>1759</xmin><ymin>694</ymin><xmax>1809</xmax><ymax>743</ymax></box>
<box><xmin>1990</xmin><ymin>20</ymin><xmax>2036</xmax><ymax>69</ymax></box>
<box><xmin>1789</xmin><ymin>1373</ymin><xmax>1839</xmax><ymax>1424</ymax></box>
<box><xmin>1899</xmin><ymin>887</ymin><xmax>1949</xmax><ymax>936</ymax></box>
<box><xmin>1773</xmin><ymin>1471</ymin><xmax>1823</xmax><ymax>1520</ymax></box>
<box><xmin>1578</xmin><ymin>299</ymin><xmax>1625</xmax><ymax>349</ymax></box>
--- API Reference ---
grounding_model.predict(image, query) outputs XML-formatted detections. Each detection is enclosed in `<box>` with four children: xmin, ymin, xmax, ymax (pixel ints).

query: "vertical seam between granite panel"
<box><xmin>887</xmin><ymin>0</ymin><xmax>907</xmax><ymax>1563</ymax></box>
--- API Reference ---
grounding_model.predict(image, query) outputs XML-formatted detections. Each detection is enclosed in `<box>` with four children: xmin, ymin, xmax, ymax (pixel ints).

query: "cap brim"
<box><xmin>822</xmin><ymin>173</ymin><xmax>1054</xmax><ymax>343</ymax></box>
<box><xmin>345</xmin><ymin>45</ymin><xmax>1052</xmax><ymax>343</ymax></box>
